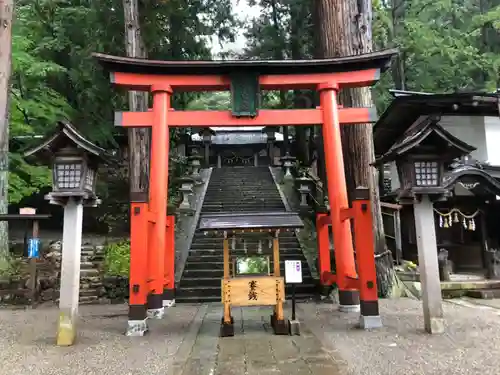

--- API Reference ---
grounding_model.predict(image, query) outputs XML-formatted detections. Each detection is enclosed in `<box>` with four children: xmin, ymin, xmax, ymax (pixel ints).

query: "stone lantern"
<box><xmin>262</xmin><ymin>126</ymin><xmax>277</xmax><ymax>165</ymax></box>
<box><xmin>280</xmin><ymin>153</ymin><xmax>296</xmax><ymax>181</ymax></box>
<box><xmin>296</xmin><ymin>175</ymin><xmax>313</xmax><ymax>212</ymax></box>
<box><xmin>24</xmin><ymin>121</ymin><xmax>106</xmax><ymax>346</ymax></box>
<box><xmin>177</xmin><ymin>176</ymin><xmax>195</xmax><ymax>212</ymax></box>
<box><xmin>376</xmin><ymin>115</ymin><xmax>475</xmax><ymax>334</ymax></box>
<box><xmin>199</xmin><ymin>127</ymin><xmax>216</xmax><ymax>168</ymax></box>
<box><xmin>188</xmin><ymin>149</ymin><xmax>204</xmax><ymax>183</ymax></box>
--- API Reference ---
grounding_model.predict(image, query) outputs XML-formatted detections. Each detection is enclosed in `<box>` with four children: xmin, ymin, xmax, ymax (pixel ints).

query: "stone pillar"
<box><xmin>56</xmin><ymin>197</ymin><xmax>83</xmax><ymax>346</ymax></box>
<box><xmin>414</xmin><ymin>195</ymin><xmax>445</xmax><ymax>334</ymax></box>
<box><xmin>217</xmin><ymin>153</ymin><xmax>222</xmax><ymax>168</ymax></box>
<box><xmin>254</xmin><ymin>153</ymin><xmax>258</xmax><ymax>167</ymax></box>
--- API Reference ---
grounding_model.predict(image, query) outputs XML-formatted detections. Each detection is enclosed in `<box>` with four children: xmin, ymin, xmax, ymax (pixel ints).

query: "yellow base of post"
<box><xmin>56</xmin><ymin>312</ymin><xmax>77</xmax><ymax>346</ymax></box>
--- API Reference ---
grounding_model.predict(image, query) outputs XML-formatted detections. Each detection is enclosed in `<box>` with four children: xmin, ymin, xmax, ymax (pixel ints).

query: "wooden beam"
<box><xmin>110</xmin><ymin>68</ymin><xmax>381</xmax><ymax>91</ymax></box>
<box><xmin>115</xmin><ymin>108</ymin><xmax>377</xmax><ymax>128</ymax></box>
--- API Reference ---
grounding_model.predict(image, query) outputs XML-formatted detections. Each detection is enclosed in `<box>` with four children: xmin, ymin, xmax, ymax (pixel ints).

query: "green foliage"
<box><xmin>103</xmin><ymin>240</ymin><xmax>130</xmax><ymax>277</ymax></box>
<box><xmin>10</xmin><ymin>0</ymin><xmax>237</xmax><ymax>209</ymax></box>
<box><xmin>0</xmin><ymin>255</ymin><xmax>22</xmax><ymax>278</ymax></box>
<box><xmin>8</xmin><ymin>153</ymin><xmax>52</xmax><ymax>204</ymax></box>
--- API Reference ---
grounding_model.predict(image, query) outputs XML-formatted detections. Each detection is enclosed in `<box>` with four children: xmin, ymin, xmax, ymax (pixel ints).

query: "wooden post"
<box><xmin>57</xmin><ymin>198</ymin><xmax>84</xmax><ymax>346</ymax></box>
<box><xmin>163</xmin><ymin>215</ymin><xmax>176</xmax><ymax>308</ymax></box>
<box><xmin>316</xmin><ymin>213</ymin><xmax>331</xmax><ymax>285</ymax></box>
<box><xmin>20</xmin><ymin>207</ymin><xmax>38</xmax><ymax>307</ymax></box>
<box><xmin>222</xmin><ymin>232</ymin><xmax>231</xmax><ymax>324</ymax></box>
<box><xmin>146</xmin><ymin>85</ymin><xmax>171</xmax><ymax>319</ymax></box>
<box><xmin>319</xmin><ymin>83</ymin><xmax>359</xmax><ymax>311</ymax></box>
<box><xmin>352</xmin><ymin>188</ymin><xmax>382</xmax><ymax>329</ymax></box>
<box><xmin>126</xmin><ymin>202</ymin><xmax>149</xmax><ymax>336</ymax></box>
<box><xmin>272</xmin><ymin>231</ymin><xmax>283</xmax><ymax>321</ymax></box>
<box><xmin>414</xmin><ymin>195</ymin><xmax>444</xmax><ymax>334</ymax></box>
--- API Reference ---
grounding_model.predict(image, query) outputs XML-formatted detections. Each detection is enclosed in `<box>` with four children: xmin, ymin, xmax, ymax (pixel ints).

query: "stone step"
<box><xmin>201</xmin><ymin>204</ymin><xmax>284</xmax><ymax>210</ymax></box>
<box><xmin>80</xmin><ymin>261</ymin><xmax>97</xmax><ymax>270</ymax></box>
<box><xmin>79</xmin><ymin>288</ymin><xmax>103</xmax><ymax>297</ymax></box>
<box><xmin>466</xmin><ymin>288</ymin><xmax>500</xmax><ymax>299</ymax></box>
<box><xmin>185</xmin><ymin>253</ymin><xmax>305</xmax><ymax>263</ymax></box>
<box><xmin>202</xmin><ymin>198</ymin><xmax>284</xmax><ymax>204</ymax></box>
<box><xmin>184</xmin><ymin>261</ymin><xmax>311</xmax><ymax>271</ymax></box>
<box><xmin>189</xmin><ymin>239</ymin><xmax>300</xmax><ymax>246</ymax></box>
<box><xmin>80</xmin><ymin>269</ymin><xmax>100</xmax><ymax>276</ymax></box>
<box><xmin>202</xmin><ymin>207</ymin><xmax>284</xmax><ymax>213</ymax></box>
<box><xmin>191</xmin><ymin>233</ymin><xmax>298</xmax><ymax>239</ymax></box>
<box><xmin>193</xmin><ymin>235</ymin><xmax>297</xmax><ymax>243</ymax></box>
<box><xmin>79</xmin><ymin>295</ymin><xmax>99</xmax><ymax>304</ymax></box>
<box><xmin>79</xmin><ymin>281</ymin><xmax>104</xmax><ymax>289</ymax></box>
<box><xmin>182</xmin><ymin>266</ymin><xmax>312</xmax><ymax>278</ymax></box>
<box><xmin>186</xmin><ymin>252</ymin><xmax>304</xmax><ymax>259</ymax></box>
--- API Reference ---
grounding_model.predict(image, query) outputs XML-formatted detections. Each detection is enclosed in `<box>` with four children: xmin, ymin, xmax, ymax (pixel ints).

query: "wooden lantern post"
<box><xmin>24</xmin><ymin>121</ymin><xmax>105</xmax><ymax>345</ymax></box>
<box><xmin>376</xmin><ymin>115</ymin><xmax>476</xmax><ymax>334</ymax></box>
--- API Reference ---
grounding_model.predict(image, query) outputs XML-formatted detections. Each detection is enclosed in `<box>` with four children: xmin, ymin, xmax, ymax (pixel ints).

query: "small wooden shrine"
<box><xmin>198</xmin><ymin>212</ymin><xmax>304</xmax><ymax>336</ymax></box>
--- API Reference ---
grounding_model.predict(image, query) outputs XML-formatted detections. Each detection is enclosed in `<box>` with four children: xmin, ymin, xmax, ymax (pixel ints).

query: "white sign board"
<box><xmin>285</xmin><ymin>260</ymin><xmax>303</xmax><ymax>284</ymax></box>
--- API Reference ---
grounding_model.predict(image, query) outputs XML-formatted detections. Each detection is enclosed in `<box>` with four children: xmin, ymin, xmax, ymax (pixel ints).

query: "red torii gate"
<box><xmin>94</xmin><ymin>49</ymin><xmax>397</xmax><ymax>335</ymax></box>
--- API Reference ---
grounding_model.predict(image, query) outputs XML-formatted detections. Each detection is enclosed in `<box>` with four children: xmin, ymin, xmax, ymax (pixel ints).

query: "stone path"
<box><xmin>177</xmin><ymin>306</ymin><xmax>344</xmax><ymax>375</ymax></box>
<box><xmin>0</xmin><ymin>303</ymin><xmax>343</xmax><ymax>375</ymax></box>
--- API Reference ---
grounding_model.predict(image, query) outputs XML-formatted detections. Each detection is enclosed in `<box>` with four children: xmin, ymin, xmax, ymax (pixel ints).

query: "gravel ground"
<box><xmin>300</xmin><ymin>298</ymin><xmax>500</xmax><ymax>375</ymax></box>
<box><xmin>2</xmin><ymin>298</ymin><xmax>499</xmax><ymax>375</ymax></box>
<box><xmin>0</xmin><ymin>304</ymin><xmax>201</xmax><ymax>375</ymax></box>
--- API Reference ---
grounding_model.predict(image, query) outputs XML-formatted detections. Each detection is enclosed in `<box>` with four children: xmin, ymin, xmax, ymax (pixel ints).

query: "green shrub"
<box><xmin>103</xmin><ymin>240</ymin><xmax>130</xmax><ymax>277</ymax></box>
<box><xmin>0</xmin><ymin>255</ymin><xmax>22</xmax><ymax>278</ymax></box>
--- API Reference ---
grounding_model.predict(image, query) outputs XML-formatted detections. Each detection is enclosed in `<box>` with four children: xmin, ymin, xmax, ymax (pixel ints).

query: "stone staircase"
<box><xmin>79</xmin><ymin>245</ymin><xmax>105</xmax><ymax>304</ymax></box>
<box><xmin>176</xmin><ymin>166</ymin><xmax>315</xmax><ymax>303</ymax></box>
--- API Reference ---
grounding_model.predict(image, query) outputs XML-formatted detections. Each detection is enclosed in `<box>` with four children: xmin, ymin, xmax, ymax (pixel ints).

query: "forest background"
<box><xmin>2</xmin><ymin>0</ymin><xmax>500</xmax><ymax>261</ymax></box>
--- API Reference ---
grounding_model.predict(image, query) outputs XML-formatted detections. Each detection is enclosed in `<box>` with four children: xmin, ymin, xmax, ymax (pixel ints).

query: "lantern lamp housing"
<box><xmin>24</xmin><ymin>121</ymin><xmax>106</xmax><ymax>204</ymax></box>
<box><xmin>376</xmin><ymin>115</ymin><xmax>476</xmax><ymax>203</ymax></box>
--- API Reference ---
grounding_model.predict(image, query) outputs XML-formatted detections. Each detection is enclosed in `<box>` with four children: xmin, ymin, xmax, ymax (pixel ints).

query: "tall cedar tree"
<box><xmin>0</xmin><ymin>0</ymin><xmax>13</xmax><ymax>256</ymax></box>
<box><xmin>123</xmin><ymin>0</ymin><xmax>150</xmax><ymax>199</ymax></box>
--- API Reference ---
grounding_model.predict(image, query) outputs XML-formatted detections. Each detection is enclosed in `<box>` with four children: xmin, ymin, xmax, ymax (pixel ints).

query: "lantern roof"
<box><xmin>376</xmin><ymin>115</ymin><xmax>476</xmax><ymax>164</ymax></box>
<box><xmin>24</xmin><ymin>121</ymin><xmax>106</xmax><ymax>162</ymax></box>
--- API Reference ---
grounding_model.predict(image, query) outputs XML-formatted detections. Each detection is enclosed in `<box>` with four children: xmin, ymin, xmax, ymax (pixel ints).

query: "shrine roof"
<box><xmin>93</xmin><ymin>49</ymin><xmax>397</xmax><ymax>76</ymax></box>
<box><xmin>198</xmin><ymin>212</ymin><xmax>304</xmax><ymax>232</ymax></box>
<box><xmin>373</xmin><ymin>91</ymin><xmax>500</xmax><ymax>157</ymax></box>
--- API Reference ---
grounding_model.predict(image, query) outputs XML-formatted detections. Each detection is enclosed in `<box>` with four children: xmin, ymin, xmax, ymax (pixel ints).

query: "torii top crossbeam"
<box><xmin>94</xmin><ymin>49</ymin><xmax>397</xmax><ymax>128</ymax></box>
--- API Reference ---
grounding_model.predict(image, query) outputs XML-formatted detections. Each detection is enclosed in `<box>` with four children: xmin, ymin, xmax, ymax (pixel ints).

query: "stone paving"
<box><xmin>0</xmin><ymin>303</ymin><xmax>343</xmax><ymax>375</ymax></box>
<box><xmin>2</xmin><ymin>298</ymin><xmax>500</xmax><ymax>375</ymax></box>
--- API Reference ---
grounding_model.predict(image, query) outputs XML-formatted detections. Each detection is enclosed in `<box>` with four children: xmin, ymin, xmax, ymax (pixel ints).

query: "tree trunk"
<box><xmin>0</xmin><ymin>0</ymin><xmax>13</xmax><ymax>258</ymax></box>
<box><xmin>315</xmin><ymin>0</ymin><xmax>394</xmax><ymax>296</ymax></box>
<box><xmin>123</xmin><ymin>0</ymin><xmax>150</xmax><ymax>198</ymax></box>
<box><xmin>391</xmin><ymin>0</ymin><xmax>406</xmax><ymax>89</ymax></box>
